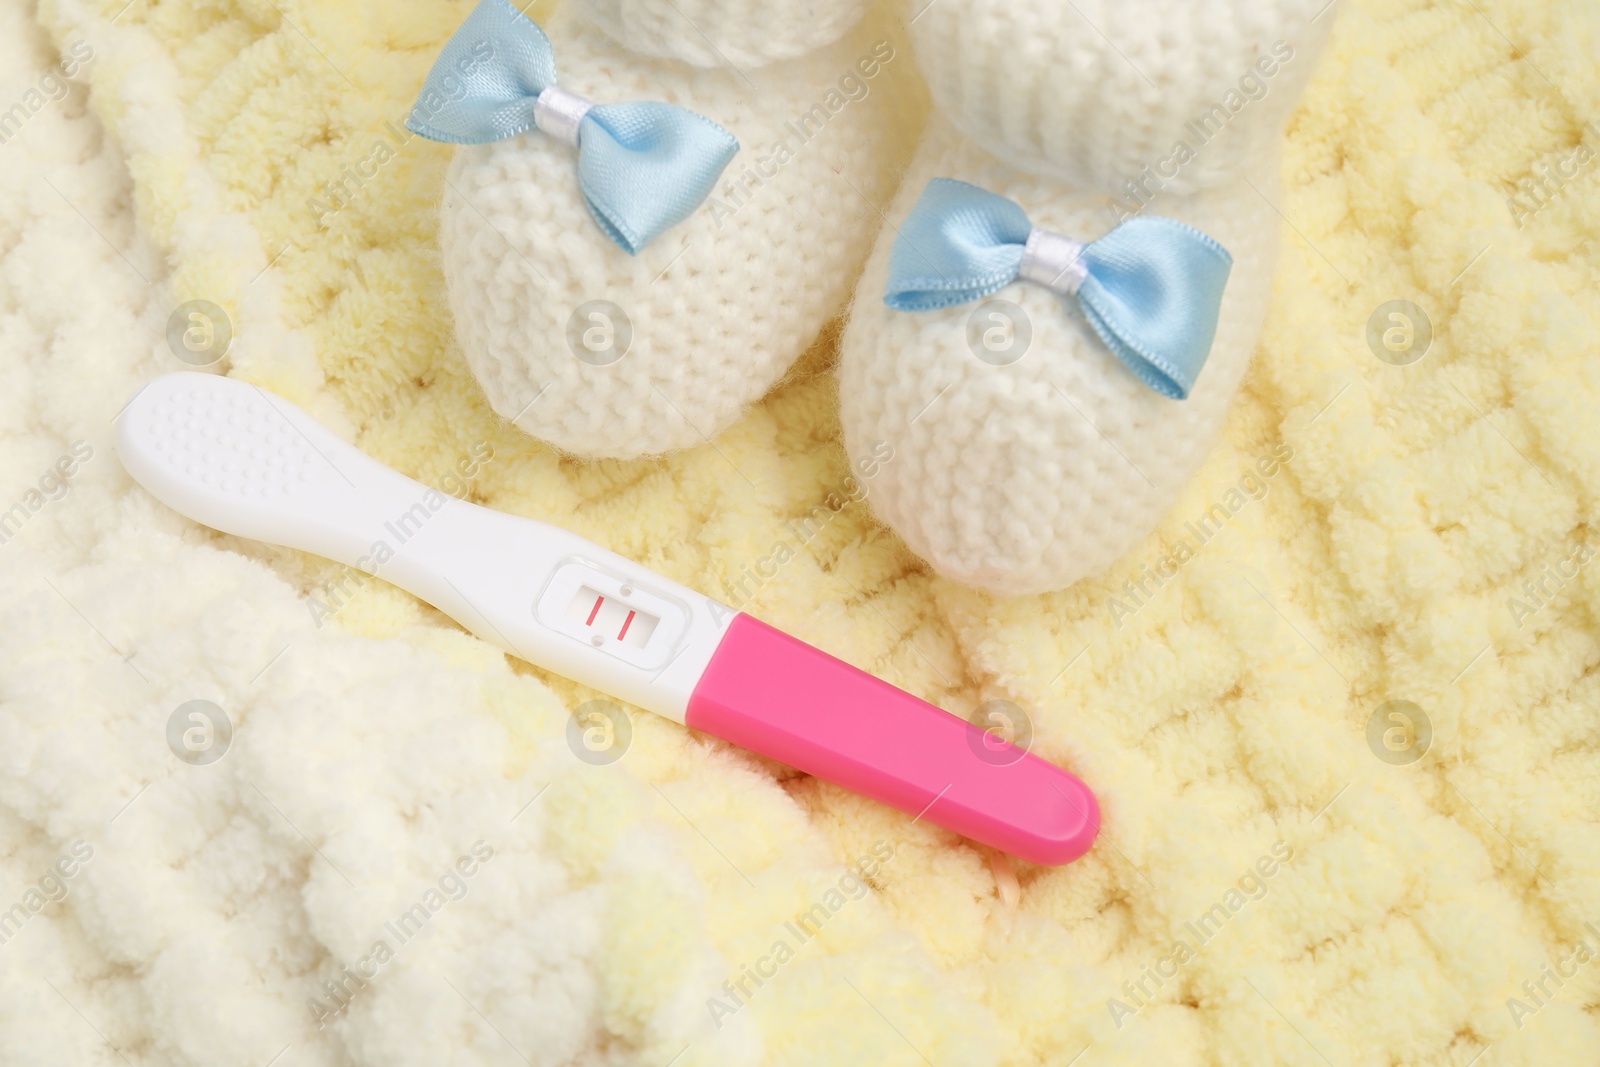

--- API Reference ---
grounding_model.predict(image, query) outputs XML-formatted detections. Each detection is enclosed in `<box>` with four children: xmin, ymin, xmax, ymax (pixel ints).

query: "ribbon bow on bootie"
<box><xmin>884</xmin><ymin>178</ymin><xmax>1232</xmax><ymax>399</ymax></box>
<box><xmin>406</xmin><ymin>0</ymin><xmax>739</xmax><ymax>254</ymax></box>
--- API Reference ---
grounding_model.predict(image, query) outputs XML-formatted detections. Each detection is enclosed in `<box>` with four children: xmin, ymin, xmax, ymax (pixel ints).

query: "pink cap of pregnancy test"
<box><xmin>685</xmin><ymin>614</ymin><xmax>1099</xmax><ymax>865</ymax></box>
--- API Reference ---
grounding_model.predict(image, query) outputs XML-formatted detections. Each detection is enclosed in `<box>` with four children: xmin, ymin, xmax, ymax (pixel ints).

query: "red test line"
<box><xmin>585</xmin><ymin>595</ymin><xmax>604</xmax><ymax>626</ymax></box>
<box><xmin>617</xmin><ymin>610</ymin><xmax>637</xmax><ymax>641</ymax></box>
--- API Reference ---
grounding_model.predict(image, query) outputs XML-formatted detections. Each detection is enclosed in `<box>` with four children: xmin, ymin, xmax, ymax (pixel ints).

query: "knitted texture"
<box><xmin>839</xmin><ymin>0</ymin><xmax>1331</xmax><ymax>594</ymax></box>
<box><xmin>0</xmin><ymin>5</ymin><xmax>756</xmax><ymax>1065</ymax></box>
<box><xmin>841</xmin><ymin>119</ymin><xmax>1277</xmax><ymax>593</ymax></box>
<box><xmin>908</xmin><ymin>0</ymin><xmax>1332</xmax><ymax>193</ymax></box>
<box><xmin>574</xmin><ymin>0</ymin><xmax>867</xmax><ymax>67</ymax></box>
<box><xmin>442</xmin><ymin>2</ymin><xmax>925</xmax><ymax>458</ymax></box>
<box><xmin>27</xmin><ymin>0</ymin><xmax>1600</xmax><ymax>1063</ymax></box>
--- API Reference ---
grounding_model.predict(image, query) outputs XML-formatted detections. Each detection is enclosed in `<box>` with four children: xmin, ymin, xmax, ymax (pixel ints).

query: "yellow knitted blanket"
<box><xmin>37</xmin><ymin>0</ymin><xmax>1600</xmax><ymax>1061</ymax></box>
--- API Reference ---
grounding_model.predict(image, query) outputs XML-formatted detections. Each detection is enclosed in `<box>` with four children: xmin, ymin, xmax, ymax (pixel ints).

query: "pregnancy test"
<box><xmin>117</xmin><ymin>373</ymin><xmax>1098</xmax><ymax>865</ymax></box>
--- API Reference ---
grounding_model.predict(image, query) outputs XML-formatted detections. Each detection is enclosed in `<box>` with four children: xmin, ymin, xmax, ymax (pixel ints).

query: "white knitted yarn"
<box><xmin>838</xmin><ymin>0</ymin><xmax>1331</xmax><ymax>595</ymax></box>
<box><xmin>909</xmin><ymin>0</ymin><xmax>1331</xmax><ymax>192</ymax></box>
<box><xmin>441</xmin><ymin>3</ymin><xmax>923</xmax><ymax>459</ymax></box>
<box><xmin>573</xmin><ymin>0</ymin><xmax>867</xmax><ymax>67</ymax></box>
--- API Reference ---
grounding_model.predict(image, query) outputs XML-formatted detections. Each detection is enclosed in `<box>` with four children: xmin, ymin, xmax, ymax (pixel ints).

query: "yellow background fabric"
<box><xmin>37</xmin><ymin>0</ymin><xmax>1600</xmax><ymax>1060</ymax></box>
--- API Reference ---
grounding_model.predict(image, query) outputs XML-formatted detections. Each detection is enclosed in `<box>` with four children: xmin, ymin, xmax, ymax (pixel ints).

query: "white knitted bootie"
<box><xmin>838</xmin><ymin>0</ymin><xmax>1332</xmax><ymax>595</ymax></box>
<box><xmin>436</xmin><ymin>0</ymin><xmax>924</xmax><ymax>458</ymax></box>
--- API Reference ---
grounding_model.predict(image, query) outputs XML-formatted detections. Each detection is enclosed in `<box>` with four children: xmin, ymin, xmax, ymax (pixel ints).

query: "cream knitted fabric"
<box><xmin>573</xmin><ymin>0</ymin><xmax>867</xmax><ymax>67</ymax></box>
<box><xmin>838</xmin><ymin>0</ymin><xmax>1332</xmax><ymax>595</ymax></box>
<box><xmin>441</xmin><ymin>1</ymin><xmax>924</xmax><ymax>459</ymax></box>
<box><xmin>908</xmin><ymin>0</ymin><xmax>1329</xmax><ymax>194</ymax></box>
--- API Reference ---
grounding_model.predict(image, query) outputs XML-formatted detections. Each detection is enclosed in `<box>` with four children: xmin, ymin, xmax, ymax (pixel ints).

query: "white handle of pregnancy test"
<box><xmin>115</xmin><ymin>373</ymin><xmax>727</xmax><ymax>721</ymax></box>
<box><xmin>116</xmin><ymin>373</ymin><xmax>1099</xmax><ymax>866</ymax></box>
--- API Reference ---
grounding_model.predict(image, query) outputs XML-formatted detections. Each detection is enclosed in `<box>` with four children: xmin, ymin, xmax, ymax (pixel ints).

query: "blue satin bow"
<box><xmin>884</xmin><ymin>178</ymin><xmax>1232</xmax><ymax>400</ymax></box>
<box><xmin>406</xmin><ymin>0</ymin><xmax>739</xmax><ymax>254</ymax></box>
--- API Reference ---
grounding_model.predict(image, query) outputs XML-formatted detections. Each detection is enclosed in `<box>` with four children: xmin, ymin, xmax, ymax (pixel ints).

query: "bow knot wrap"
<box><xmin>883</xmin><ymin>178</ymin><xmax>1233</xmax><ymax>400</ymax></box>
<box><xmin>406</xmin><ymin>0</ymin><xmax>740</xmax><ymax>254</ymax></box>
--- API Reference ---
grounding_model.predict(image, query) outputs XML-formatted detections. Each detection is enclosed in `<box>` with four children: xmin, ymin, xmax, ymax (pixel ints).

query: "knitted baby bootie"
<box><xmin>414</xmin><ymin>0</ymin><xmax>924</xmax><ymax>458</ymax></box>
<box><xmin>837</xmin><ymin>0</ymin><xmax>1332</xmax><ymax>595</ymax></box>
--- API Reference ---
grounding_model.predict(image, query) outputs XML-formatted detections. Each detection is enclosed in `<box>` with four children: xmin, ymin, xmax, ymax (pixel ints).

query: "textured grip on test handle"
<box><xmin>685</xmin><ymin>614</ymin><xmax>1099</xmax><ymax>866</ymax></box>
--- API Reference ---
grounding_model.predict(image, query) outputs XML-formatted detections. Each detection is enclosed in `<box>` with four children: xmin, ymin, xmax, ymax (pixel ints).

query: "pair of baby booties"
<box><xmin>423</xmin><ymin>0</ymin><xmax>1333</xmax><ymax>596</ymax></box>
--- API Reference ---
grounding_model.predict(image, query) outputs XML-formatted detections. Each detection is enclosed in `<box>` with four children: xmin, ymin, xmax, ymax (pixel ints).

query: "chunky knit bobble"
<box><xmin>906</xmin><ymin>0</ymin><xmax>1331</xmax><ymax>194</ymax></box>
<box><xmin>573</xmin><ymin>0</ymin><xmax>871</xmax><ymax>67</ymax></box>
